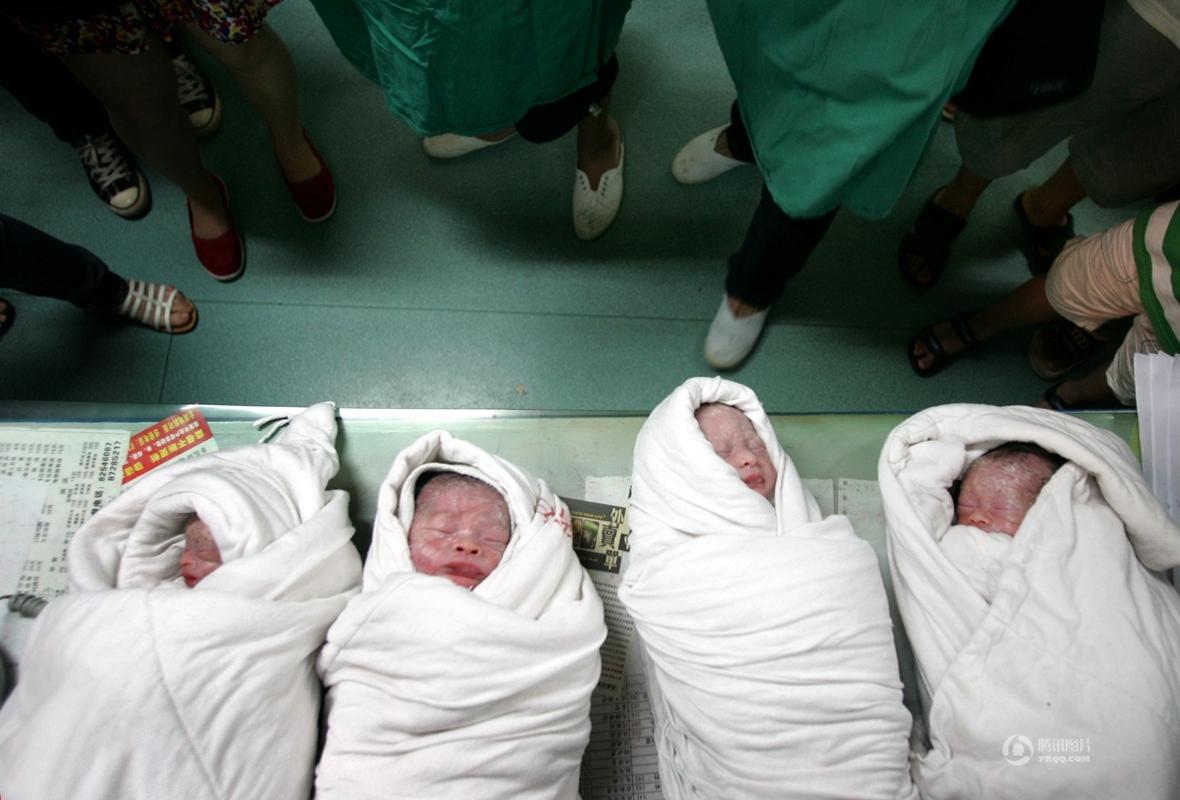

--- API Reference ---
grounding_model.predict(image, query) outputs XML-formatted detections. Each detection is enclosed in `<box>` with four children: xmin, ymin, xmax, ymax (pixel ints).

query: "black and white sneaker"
<box><xmin>171</xmin><ymin>49</ymin><xmax>222</xmax><ymax>139</ymax></box>
<box><xmin>72</xmin><ymin>130</ymin><xmax>151</xmax><ymax>220</ymax></box>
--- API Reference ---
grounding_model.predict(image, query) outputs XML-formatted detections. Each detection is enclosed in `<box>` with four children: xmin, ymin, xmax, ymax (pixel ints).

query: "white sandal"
<box><xmin>118</xmin><ymin>279</ymin><xmax>198</xmax><ymax>334</ymax></box>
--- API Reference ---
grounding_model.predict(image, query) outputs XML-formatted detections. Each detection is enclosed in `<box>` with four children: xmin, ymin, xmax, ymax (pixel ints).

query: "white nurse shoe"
<box><xmin>422</xmin><ymin>132</ymin><xmax>515</xmax><ymax>159</ymax></box>
<box><xmin>573</xmin><ymin>141</ymin><xmax>624</xmax><ymax>241</ymax></box>
<box><xmin>672</xmin><ymin>125</ymin><xmax>747</xmax><ymax>185</ymax></box>
<box><xmin>704</xmin><ymin>293</ymin><xmax>769</xmax><ymax>369</ymax></box>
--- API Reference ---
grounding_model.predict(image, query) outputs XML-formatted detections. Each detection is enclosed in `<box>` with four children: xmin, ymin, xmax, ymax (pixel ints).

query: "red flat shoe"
<box><xmin>285</xmin><ymin>130</ymin><xmax>336</xmax><ymax>222</ymax></box>
<box><xmin>188</xmin><ymin>175</ymin><xmax>244</xmax><ymax>281</ymax></box>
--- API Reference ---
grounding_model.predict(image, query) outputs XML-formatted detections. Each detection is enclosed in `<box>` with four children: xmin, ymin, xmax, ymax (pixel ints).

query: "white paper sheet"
<box><xmin>1135</xmin><ymin>353</ymin><xmax>1179</xmax><ymax>525</ymax></box>
<box><xmin>0</xmin><ymin>428</ymin><xmax>128</xmax><ymax>600</ymax></box>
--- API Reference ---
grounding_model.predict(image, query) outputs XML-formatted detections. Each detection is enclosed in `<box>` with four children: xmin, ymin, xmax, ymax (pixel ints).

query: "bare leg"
<box><xmin>62</xmin><ymin>35</ymin><xmax>227</xmax><ymax>238</ymax></box>
<box><xmin>1036</xmin><ymin>359</ymin><xmax>1121</xmax><ymax>408</ymax></box>
<box><xmin>726</xmin><ymin>295</ymin><xmax>763</xmax><ymax>318</ymax></box>
<box><xmin>911</xmin><ymin>274</ymin><xmax>1058</xmax><ymax>371</ymax></box>
<box><xmin>933</xmin><ymin>165</ymin><xmax>992</xmax><ymax>219</ymax></box>
<box><xmin>181</xmin><ymin>24</ymin><xmax>319</xmax><ymax>182</ymax></box>
<box><xmin>476</xmin><ymin>127</ymin><xmax>516</xmax><ymax>143</ymax></box>
<box><xmin>576</xmin><ymin>92</ymin><xmax>621</xmax><ymax>190</ymax></box>
<box><xmin>715</xmin><ymin>129</ymin><xmax>734</xmax><ymax>158</ymax></box>
<box><xmin>1020</xmin><ymin>158</ymin><xmax>1088</xmax><ymax>227</ymax></box>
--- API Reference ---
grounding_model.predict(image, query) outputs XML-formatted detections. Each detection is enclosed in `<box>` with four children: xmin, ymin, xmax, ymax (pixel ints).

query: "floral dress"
<box><xmin>12</xmin><ymin>0</ymin><xmax>280</xmax><ymax>55</ymax></box>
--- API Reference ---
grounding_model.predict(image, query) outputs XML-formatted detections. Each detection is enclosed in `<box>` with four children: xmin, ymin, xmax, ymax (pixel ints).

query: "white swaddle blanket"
<box><xmin>315</xmin><ymin>431</ymin><xmax>605</xmax><ymax>800</ymax></box>
<box><xmin>0</xmin><ymin>402</ymin><xmax>362</xmax><ymax>800</ymax></box>
<box><xmin>880</xmin><ymin>403</ymin><xmax>1180</xmax><ymax>799</ymax></box>
<box><xmin>938</xmin><ymin>526</ymin><xmax>1012</xmax><ymax>603</ymax></box>
<box><xmin>618</xmin><ymin>377</ymin><xmax>916</xmax><ymax>800</ymax></box>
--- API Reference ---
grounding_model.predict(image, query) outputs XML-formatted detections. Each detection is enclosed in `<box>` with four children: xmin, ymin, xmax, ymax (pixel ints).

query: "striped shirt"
<box><xmin>1132</xmin><ymin>201</ymin><xmax>1180</xmax><ymax>354</ymax></box>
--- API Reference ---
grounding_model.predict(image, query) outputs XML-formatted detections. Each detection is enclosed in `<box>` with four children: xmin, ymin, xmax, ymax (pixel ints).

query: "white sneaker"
<box><xmin>573</xmin><ymin>141</ymin><xmax>624</xmax><ymax>241</ymax></box>
<box><xmin>704</xmin><ymin>294</ymin><xmax>768</xmax><ymax>369</ymax></box>
<box><xmin>422</xmin><ymin>132</ymin><xmax>515</xmax><ymax>159</ymax></box>
<box><xmin>672</xmin><ymin>125</ymin><xmax>747</xmax><ymax>185</ymax></box>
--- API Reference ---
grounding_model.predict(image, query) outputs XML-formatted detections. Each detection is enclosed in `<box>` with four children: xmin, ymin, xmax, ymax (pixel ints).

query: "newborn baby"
<box><xmin>954</xmin><ymin>442</ymin><xmax>1065</xmax><ymax>535</ymax></box>
<box><xmin>179</xmin><ymin>514</ymin><xmax>223</xmax><ymax>587</ymax></box>
<box><xmin>407</xmin><ymin>472</ymin><xmax>511</xmax><ymax>589</ymax></box>
<box><xmin>695</xmin><ymin>402</ymin><xmax>778</xmax><ymax>501</ymax></box>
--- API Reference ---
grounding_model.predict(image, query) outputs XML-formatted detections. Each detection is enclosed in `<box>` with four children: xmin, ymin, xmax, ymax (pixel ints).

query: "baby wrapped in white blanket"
<box><xmin>880</xmin><ymin>403</ymin><xmax>1180</xmax><ymax>799</ymax></box>
<box><xmin>0</xmin><ymin>402</ymin><xmax>363</xmax><ymax>800</ymax></box>
<box><xmin>315</xmin><ymin>431</ymin><xmax>606</xmax><ymax>800</ymax></box>
<box><xmin>619</xmin><ymin>377</ymin><xmax>916</xmax><ymax>800</ymax></box>
<box><xmin>939</xmin><ymin>442</ymin><xmax>1067</xmax><ymax>603</ymax></box>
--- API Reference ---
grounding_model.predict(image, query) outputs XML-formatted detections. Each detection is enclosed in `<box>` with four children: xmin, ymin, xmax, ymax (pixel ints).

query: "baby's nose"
<box><xmin>965</xmin><ymin>511</ymin><xmax>991</xmax><ymax>529</ymax></box>
<box><xmin>453</xmin><ymin>538</ymin><xmax>481</xmax><ymax>555</ymax></box>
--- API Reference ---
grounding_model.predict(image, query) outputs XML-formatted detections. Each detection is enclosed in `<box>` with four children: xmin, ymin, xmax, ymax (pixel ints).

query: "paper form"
<box><xmin>0</xmin><ymin>428</ymin><xmax>128</xmax><ymax>600</ymax></box>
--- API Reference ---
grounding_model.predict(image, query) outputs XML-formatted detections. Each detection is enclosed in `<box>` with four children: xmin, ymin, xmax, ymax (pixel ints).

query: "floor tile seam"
<box><xmin>157</xmin><ymin>338</ymin><xmax>174</xmax><ymax>404</ymax></box>
<box><xmin>180</xmin><ymin>298</ymin><xmax>919</xmax><ymax>331</ymax></box>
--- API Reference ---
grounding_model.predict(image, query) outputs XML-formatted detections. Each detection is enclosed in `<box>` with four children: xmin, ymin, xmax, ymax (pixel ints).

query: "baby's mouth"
<box><xmin>742</xmin><ymin>473</ymin><xmax>764</xmax><ymax>488</ymax></box>
<box><xmin>440</xmin><ymin>561</ymin><xmax>486</xmax><ymax>588</ymax></box>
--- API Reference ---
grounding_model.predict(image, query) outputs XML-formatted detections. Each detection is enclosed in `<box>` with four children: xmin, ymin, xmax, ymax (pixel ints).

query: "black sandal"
<box><xmin>908</xmin><ymin>310</ymin><xmax>981</xmax><ymax>378</ymax></box>
<box><xmin>1041</xmin><ymin>382</ymin><xmax>1074</xmax><ymax>411</ymax></box>
<box><xmin>1013</xmin><ymin>192</ymin><xmax>1075</xmax><ymax>275</ymax></box>
<box><xmin>898</xmin><ymin>189</ymin><xmax>967</xmax><ymax>292</ymax></box>
<box><xmin>1027</xmin><ymin>318</ymin><xmax>1102</xmax><ymax>381</ymax></box>
<box><xmin>0</xmin><ymin>298</ymin><xmax>13</xmax><ymax>341</ymax></box>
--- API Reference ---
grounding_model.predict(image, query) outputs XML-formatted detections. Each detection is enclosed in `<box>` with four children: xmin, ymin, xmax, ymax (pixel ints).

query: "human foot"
<box><xmin>0</xmin><ymin>297</ymin><xmax>13</xmax><ymax>340</ymax></box>
<box><xmin>274</xmin><ymin>130</ymin><xmax>322</xmax><ymax>185</ymax></box>
<box><xmin>187</xmin><ymin>173</ymin><xmax>231</xmax><ymax>240</ymax></box>
<box><xmin>423</xmin><ymin>128</ymin><xmax>516</xmax><ymax>159</ymax></box>
<box><xmin>898</xmin><ymin>188</ymin><xmax>968</xmax><ymax>291</ymax></box>
<box><xmin>671</xmin><ymin>125</ymin><xmax>747</xmax><ymax>185</ymax></box>
<box><xmin>282</xmin><ymin>131</ymin><xmax>336</xmax><ymax>222</ymax></box>
<box><xmin>576</xmin><ymin>115</ymin><xmax>622</xmax><ymax>191</ymax></box>
<box><xmin>117</xmin><ymin>280</ymin><xmax>198</xmax><ymax>334</ymax></box>
<box><xmin>187</xmin><ymin>175</ymin><xmax>244</xmax><ymax>281</ymax></box>
<box><xmin>1014</xmin><ymin>191</ymin><xmax>1074</xmax><ymax>274</ymax></box>
<box><xmin>573</xmin><ymin>136</ymin><xmax>624</xmax><ymax>240</ymax></box>
<box><xmin>705</xmin><ymin>293</ymin><xmax>769</xmax><ymax>370</ymax></box>
<box><xmin>908</xmin><ymin>310</ymin><xmax>983</xmax><ymax>377</ymax></box>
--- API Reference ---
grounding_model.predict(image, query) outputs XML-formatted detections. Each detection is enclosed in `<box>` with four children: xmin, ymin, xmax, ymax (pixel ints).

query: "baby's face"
<box><xmin>696</xmin><ymin>404</ymin><xmax>777</xmax><ymax>501</ymax></box>
<box><xmin>955</xmin><ymin>455</ymin><xmax>1055</xmax><ymax>536</ymax></box>
<box><xmin>408</xmin><ymin>480</ymin><xmax>511</xmax><ymax>590</ymax></box>
<box><xmin>180</xmin><ymin>516</ymin><xmax>223</xmax><ymax>587</ymax></box>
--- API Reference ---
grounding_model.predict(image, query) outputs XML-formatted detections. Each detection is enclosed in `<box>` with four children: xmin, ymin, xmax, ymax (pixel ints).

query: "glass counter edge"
<box><xmin>0</xmin><ymin>401</ymin><xmax>1137</xmax><ymax>424</ymax></box>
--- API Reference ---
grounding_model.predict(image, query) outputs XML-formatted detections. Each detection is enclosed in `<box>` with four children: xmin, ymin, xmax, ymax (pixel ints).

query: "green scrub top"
<box><xmin>310</xmin><ymin>0</ymin><xmax>633</xmax><ymax>137</ymax></box>
<box><xmin>708</xmin><ymin>0</ymin><xmax>1015</xmax><ymax>220</ymax></box>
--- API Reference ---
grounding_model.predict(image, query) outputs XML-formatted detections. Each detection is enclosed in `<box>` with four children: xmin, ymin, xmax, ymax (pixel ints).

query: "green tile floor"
<box><xmin>0</xmin><ymin>0</ymin><xmax>1138</xmax><ymax>413</ymax></box>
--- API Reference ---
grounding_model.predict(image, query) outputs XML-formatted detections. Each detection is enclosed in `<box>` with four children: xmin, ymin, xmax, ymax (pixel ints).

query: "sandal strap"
<box><xmin>913</xmin><ymin>193</ymin><xmax>968</xmax><ymax>239</ymax></box>
<box><xmin>1054</xmin><ymin>318</ymin><xmax>1101</xmax><ymax>362</ymax></box>
<box><xmin>950</xmin><ymin>310</ymin><xmax>980</xmax><ymax>348</ymax></box>
<box><xmin>1042</xmin><ymin>383</ymin><xmax>1070</xmax><ymax>411</ymax></box>
<box><xmin>119</xmin><ymin>279</ymin><xmax>177</xmax><ymax>333</ymax></box>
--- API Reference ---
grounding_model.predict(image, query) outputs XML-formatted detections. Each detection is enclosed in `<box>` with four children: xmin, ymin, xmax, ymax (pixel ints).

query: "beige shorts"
<box><xmin>1106</xmin><ymin>315</ymin><xmax>1162</xmax><ymax>405</ymax></box>
<box><xmin>1045</xmin><ymin>215</ymin><xmax>1157</xmax><ymax>405</ymax></box>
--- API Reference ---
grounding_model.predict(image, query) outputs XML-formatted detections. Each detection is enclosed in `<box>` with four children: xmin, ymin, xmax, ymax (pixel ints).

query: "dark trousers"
<box><xmin>515</xmin><ymin>55</ymin><xmax>619</xmax><ymax>144</ymax></box>
<box><xmin>0</xmin><ymin>17</ymin><xmax>109</xmax><ymax>144</ymax></box>
<box><xmin>0</xmin><ymin>214</ymin><xmax>127</xmax><ymax>310</ymax></box>
<box><xmin>723</xmin><ymin>100</ymin><xmax>837</xmax><ymax>309</ymax></box>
